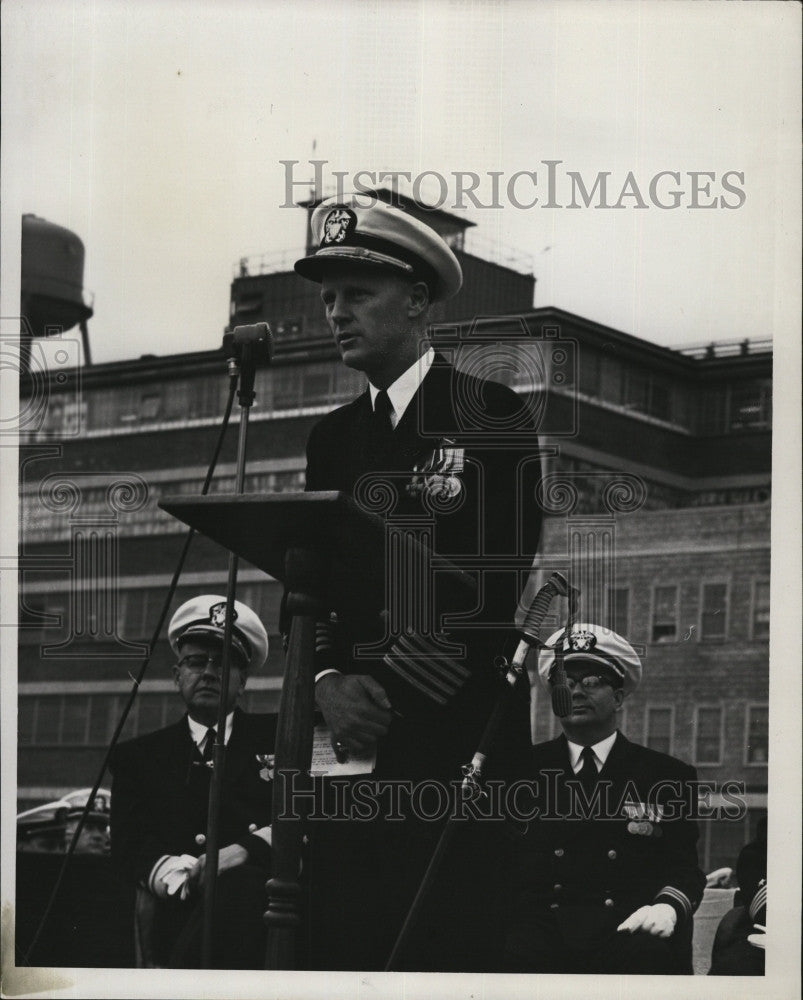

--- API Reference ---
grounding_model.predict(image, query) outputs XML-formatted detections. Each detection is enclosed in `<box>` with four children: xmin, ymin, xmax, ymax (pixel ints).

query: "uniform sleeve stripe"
<box><xmin>749</xmin><ymin>884</ymin><xmax>767</xmax><ymax>920</ymax></box>
<box><xmin>383</xmin><ymin>655</ymin><xmax>449</xmax><ymax>704</ymax></box>
<box><xmin>395</xmin><ymin>633</ymin><xmax>471</xmax><ymax>680</ymax></box>
<box><xmin>384</xmin><ymin>649</ymin><xmax>457</xmax><ymax>697</ymax></box>
<box><xmin>148</xmin><ymin>855</ymin><xmax>173</xmax><ymax>895</ymax></box>
<box><xmin>655</xmin><ymin>886</ymin><xmax>692</xmax><ymax>920</ymax></box>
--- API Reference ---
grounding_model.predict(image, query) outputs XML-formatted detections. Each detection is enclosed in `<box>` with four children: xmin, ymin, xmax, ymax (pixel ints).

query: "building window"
<box><xmin>140</xmin><ymin>393</ymin><xmax>162</xmax><ymax>420</ymax></box>
<box><xmin>745</xmin><ymin>705</ymin><xmax>769</xmax><ymax>765</ymax></box>
<box><xmin>606</xmin><ymin>586</ymin><xmax>630</xmax><ymax>637</ymax></box>
<box><xmin>18</xmin><ymin>698</ymin><xmax>37</xmax><ymax>745</ymax></box>
<box><xmin>599</xmin><ymin>356</ymin><xmax>622</xmax><ymax>404</ymax></box>
<box><xmin>697</xmin><ymin>386</ymin><xmax>728</xmax><ymax>435</ymax></box>
<box><xmin>645</xmin><ymin>707</ymin><xmax>673</xmax><ymax>755</ymax></box>
<box><xmin>649</xmin><ymin>380</ymin><xmax>673</xmax><ymax>422</ymax></box>
<box><xmin>61</xmin><ymin>698</ymin><xmax>91</xmax><ymax>744</ymax></box>
<box><xmin>751</xmin><ymin>579</ymin><xmax>770</xmax><ymax>639</ymax></box>
<box><xmin>625</xmin><ymin>370</ymin><xmax>650</xmax><ymax>413</ymax></box>
<box><xmin>35</xmin><ymin>696</ymin><xmax>65</xmax><ymax>745</ymax></box>
<box><xmin>18</xmin><ymin>693</ymin><xmax>181</xmax><ymax>745</ymax></box>
<box><xmin>700</xmin><ymin>582</ymin><xmax>728</xmax><ymax>640</ymax></box>
<box><xmin>651</xmin><ymin>585</ymin><xmax>678</xmax><ymax>642</ymax></box>
<box><xmin>694</xmin><ymin>706</ymin><xmax>723</xmax><ymax>764</ymax></box>
<box><xmin>578</xmin><ymin>351</ymin><xmax>601</xmax><ymax>397</ymax></box>
<box><xmin>729</xmin><ymin>381</ymin><xmax>772</xmax><ymax>430</ymax></box>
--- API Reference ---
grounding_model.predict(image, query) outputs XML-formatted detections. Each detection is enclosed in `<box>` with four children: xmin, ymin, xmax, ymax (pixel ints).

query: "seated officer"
<box><xmin>503</xmin><ymin>623</ymin><xmax>705</xmax><ymax>974</ymax></box>
<box><xmin>709</xmin><ymin>815</ymin><xmax>766</xmax><ymax>975</ymax></box>
<box><xmin>110</xmin><ymin>595</ymin><xmax>276</xmax><ymax>968</ymax></box>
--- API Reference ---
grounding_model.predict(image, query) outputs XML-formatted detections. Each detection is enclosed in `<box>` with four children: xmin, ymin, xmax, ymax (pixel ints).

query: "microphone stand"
<box><xmin>201</xmin><ymin>324</ymin><xmax>272</xmax><ymax>969</ymax></box>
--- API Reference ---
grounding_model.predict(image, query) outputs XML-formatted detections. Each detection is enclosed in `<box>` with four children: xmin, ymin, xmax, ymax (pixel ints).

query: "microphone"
<box><xmin>222</xmin><ymin>323</ymin><xmax>274</xmax><ymax>405</ymax></box>
<box><xmin>509</xmin><ymin>571</ymin><xmax>577</xmax><ymax>718</ymax></box>
<box><xmin>549</xmin><ymin>647</ymin><xmax>574</xmax><ymax>719</ymax></box>
<box><xmin>548</xmin><ymin>577</ymin><xmax>580</xmax><ymax>718</ymax></box>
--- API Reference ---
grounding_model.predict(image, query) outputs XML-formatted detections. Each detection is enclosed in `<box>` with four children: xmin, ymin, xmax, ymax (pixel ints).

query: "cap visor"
<box><xmin>294</xmin><ymin>247</ymin><xmax>414</xmax><ymax>283</ymax></box>
<box><xmin>178</xmin><ymin>625</ymin><xmax>249</xmax><ymax>665</ymax></box>
<box><xmin>563</xmin><ymin>652</ymin><xmax>625</xmax><ymax>681</ymax></box>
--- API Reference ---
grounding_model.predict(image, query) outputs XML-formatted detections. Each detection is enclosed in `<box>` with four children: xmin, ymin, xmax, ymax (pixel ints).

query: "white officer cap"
<box><xmin>294</xmin><ymin>194</ymin><xmax>463</xmax><ymax>302</ymax></box>
<box><xmin>537</xmin><ymin>623</ymin><xmax>642</xmax><ymax>696</ymax></box>
<box><xmin>168</xmin><ymin>595</ymin><xmax>269</xmax><ymax>672</ymax></box>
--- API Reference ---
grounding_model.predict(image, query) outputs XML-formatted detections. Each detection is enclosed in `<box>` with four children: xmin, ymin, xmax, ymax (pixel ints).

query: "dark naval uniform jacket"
<box><xmin>110</xmin><ymin>709</ymin><xmax>277</xmax><ymax>890</ymax></box>
<box><xmin>505</xmin><ymin>731</ymin><xmax>705</xmax><ymax>971</ymax></box>
<box><xmin>301</xmin><ymin>354</ymin><xmax>543</xmax><ymax>970</ymax></box>
<box><xmin>304</xmin><ymin>353</ymin><xmax>542</xmax><ymax>783</ymax></box>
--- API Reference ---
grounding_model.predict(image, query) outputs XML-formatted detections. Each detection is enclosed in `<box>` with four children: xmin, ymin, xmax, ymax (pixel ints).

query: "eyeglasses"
<box><xmin>177</xmin><ymin>653</ymin><xmax>244</xmax><ymax>673</ymax></box>
<box><xmin>564</xmin><ymin>675</ymin><xmax>615</xmax><ymax>691</ymax></box>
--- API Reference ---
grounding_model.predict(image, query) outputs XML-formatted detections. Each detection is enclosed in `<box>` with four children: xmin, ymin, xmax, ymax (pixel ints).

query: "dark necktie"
<box><xmin>577</xmin><ymin>745</ymin><xmax>598</xmax><ymax>794</ymax></box>
<box><xmin>201</xmin><ymin>727</ymin><xmax>216</xmax><ymax>764</ymax></box>
<box><xmin>374</xmin><ymin>389</ymin><xmax>394</xmax><ymax>433</ymax></box>
<box><xmin>371</xmin><ymin>389</ymin><xmax>395</xmax><ymax>458</ymax></box>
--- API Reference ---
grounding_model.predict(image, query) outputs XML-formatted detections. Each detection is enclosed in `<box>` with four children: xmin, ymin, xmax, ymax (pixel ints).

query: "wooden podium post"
<box><xmin>263</xmin><ymin>547</ymin><xmax>322</xmax><ymax>969</ymax></box>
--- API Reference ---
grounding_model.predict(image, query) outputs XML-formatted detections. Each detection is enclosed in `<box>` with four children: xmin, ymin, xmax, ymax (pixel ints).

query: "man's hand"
<box><xmin>187</xmin><ymin>843</ymin><xmax>249</xmax><ymax>895</ymax></box>
<box><xmin>617</xmin><ymin>903</ymin><xmax>677</xmax><ymax>938</ymax></box>
<box><xmin>315</xmin><ymin>673</ymin><xmax>392</xmax><ymax>756</ymax></box>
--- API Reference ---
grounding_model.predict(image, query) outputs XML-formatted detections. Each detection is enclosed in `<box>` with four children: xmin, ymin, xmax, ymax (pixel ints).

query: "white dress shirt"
<box><xmin>187</xmin><ymin>711</ymin><xmax>234</xmax><ymax>755</ymax></box>
<box><xmin>368</xmin><ymin>347</ymin><xmax>434</xmax><ymax>427</ymax></box>
<box><xmin>566</xmin><ymin>730</ymin><xmax>619</xmax><ymax>774</ymax></box>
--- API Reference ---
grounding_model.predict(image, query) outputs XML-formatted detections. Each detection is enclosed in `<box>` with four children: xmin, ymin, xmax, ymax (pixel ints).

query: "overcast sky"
<box><xmin>2</xmin><ymin>0</ymin><xmax>800</xmax><ymax>365</ymax></box>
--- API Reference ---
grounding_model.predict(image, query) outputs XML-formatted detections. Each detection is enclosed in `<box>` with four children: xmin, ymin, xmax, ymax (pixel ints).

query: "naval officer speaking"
<box><xmin>292</xmin><ymin>191</ymin><xmax>543</xmax><ymax>970</ymax></box>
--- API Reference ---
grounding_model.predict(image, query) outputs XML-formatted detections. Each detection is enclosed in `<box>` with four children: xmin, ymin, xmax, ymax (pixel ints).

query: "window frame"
<box><xmin>644</xmin><ymin>704</ymin><xmax>675</xmax><ymax>756</ymax></box>
<box><xmin>692</xmin><ymin>703</ymin><xmax>724</xmax><ymax>765</ymax></box>
<box><xmin>749</xmin><ymin>577</ymin><xmax>771</xmax><ymax>641</ymax></box>
<box><xmin>698</xmin><ymin>578</ymin><xmax>730</xmax><ymax>643</ymax></box>
<box><xmin>649</xmin><ymin>583</ymin><xmax>681</xmax><ymax>644</ymax></box>
<box><xmin>605</xmin><ymin>584</ymin><xmax>630</xmax><ymax>637</ymax></box>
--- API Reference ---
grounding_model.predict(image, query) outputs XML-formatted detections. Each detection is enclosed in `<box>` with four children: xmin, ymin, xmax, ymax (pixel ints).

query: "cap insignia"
<box><xmin>209</xmin><ymin>601</ymin><xmax>237</xmax><ymax>628</ymax></box>
<box><xmin>322</xmin><ymin>208</ymin><xmax>356</xmax><ymax>245</ymax></box>
<box><xmin>568</xmin><ymin>628</ymin><xmax>597</xmax><ymax>652</ymax></box>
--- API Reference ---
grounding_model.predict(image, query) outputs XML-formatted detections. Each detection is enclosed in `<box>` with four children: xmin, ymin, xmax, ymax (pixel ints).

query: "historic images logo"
<box><xmin>281</xmin><ymin>160</ymin><xmax>747</xmax><ymax>211</ymax></box>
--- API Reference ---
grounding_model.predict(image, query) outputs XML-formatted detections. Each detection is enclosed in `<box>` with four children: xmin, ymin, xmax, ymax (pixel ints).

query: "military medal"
<box><xmin>256</xmin><ymin>753</ymin><xmax>275</xmax><ymax>782</ymax></box>
<box><xmin>627</xmin><ymin>820</ymin><xmax>654</xmax><ymax>836</ymax></box>
<box><xmin>407</xmin><ymin>439</ymin><xmax>465</xmax><ymax>500</ymax></box>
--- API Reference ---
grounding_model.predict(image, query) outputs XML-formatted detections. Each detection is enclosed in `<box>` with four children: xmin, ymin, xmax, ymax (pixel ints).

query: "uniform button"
<box><xmin>607</xmin><ymin>849</ymin><xmax>617</xmax><ymax>860</ymax></box>
<box><xmin>195</xmin><ymin>833</ymin><xmax>206</xmax><ymax>846</ymax></box>
<box><xmin>604</xmin><ymin>898</ymin><xmax>614</xmax><ymax>908</ymax></box>
<box><xmin>554</xmin><ymin>848</ymin><xmax>564</xmax><ymax>857</ymax></box>
<box><xmin>553</xmin><ymin>884</ymin><xmax>562</xmax><ymax>892</ymax></box>
<box><xmin>549</xmin><ymin>902</ymin><xmax>560</xmax><ymax>910</ymax></box>
<box><xmin>248</xmin><ymin>823</ymin><xmax>258</xmax><ymax>832</ymax></box>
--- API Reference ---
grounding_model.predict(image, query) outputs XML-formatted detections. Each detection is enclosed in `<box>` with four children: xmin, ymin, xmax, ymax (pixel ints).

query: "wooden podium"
<box><xmin>158</xmin><ymin>491</ymin><xmax>475</xmax><ymax>969</ymax></box>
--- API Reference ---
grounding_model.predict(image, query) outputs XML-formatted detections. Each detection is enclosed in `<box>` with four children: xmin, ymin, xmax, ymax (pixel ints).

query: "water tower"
<box><xmin>20</xmin><ymin>214</ymin><xmax>94</xmax><ymax>367</ymax></box>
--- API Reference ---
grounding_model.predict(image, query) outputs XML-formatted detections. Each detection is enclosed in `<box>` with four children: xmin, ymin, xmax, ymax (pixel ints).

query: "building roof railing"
<box><xmin>233</xmin><ymin>250</ymin><xmax>302</xmax><ymax>278</ymax></box>
<box><xmin>233</xmin><ymin>233</ymin><xmax>534</xmax><ymax>280</ymax></box>
<box><xmin>675</xmin><ymin>337</ymin><xmax>773</xmax><ymax>359</ymax></box>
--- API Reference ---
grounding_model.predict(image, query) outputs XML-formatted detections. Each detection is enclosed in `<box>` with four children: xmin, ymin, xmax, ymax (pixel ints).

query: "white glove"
<box><xmin>617</xmin><ymin>903</ymin><xmax>677</xmax><ymax>938</ymax></box>
<box><xmin>151</xmin><ymin>854</ymin><xmax>197</xmax><ymax>901</ymax></box>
